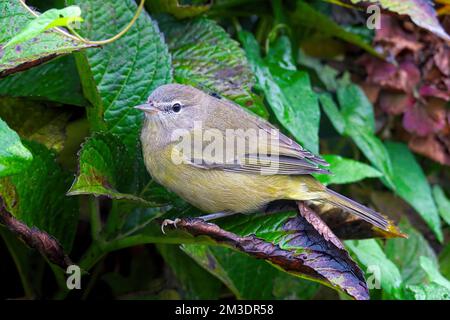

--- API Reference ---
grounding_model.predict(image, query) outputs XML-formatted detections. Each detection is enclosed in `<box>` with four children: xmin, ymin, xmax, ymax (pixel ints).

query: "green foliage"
<box><xmin>385</xmin><ymin>142</ymin><xmax>442</xmax><ymax>242</ymax></box>
<box><xmin>241</xmin><ymin>32</ymin><xmax>320</xmax><ymax>153</ymax></box>
<box><xmin>0</xmin><ymin>118</ymin><xmax>33</xmax><ymax>178</ymax></box>
<box><xmin>158</xmin><ymin>16</ymin><xmax>267</xmax><ymax>117</ymax></box>
<box><xmin>70</xmin><ymin>0</ymin><xmax>172</xmax><ymax>153</ymax></box>
<box><xmin>4</xmin><ymin>6</ymin><xmax>83</xmax><ymax>49</ymax></box>
<box><xmin>0</xmin><ymin>141</ymin><xmax>78</xmax><ymax>250</ymax></box>
<box><xmin>314</xmin><ymin>155</ymin><xmax>382</xmax><ymax>186</ymax></box>
<box><xmin>0</xmin><ymin>0</ymin><xmax>449</xmax><ymax>301</ymax></box>
<box><xmin>0</xmin><ymin>56</ymin><xmax>87</xmax><ymax>106</ymax></box>
<box><xmin>0</xmin><ymin>1</ymin><xmax>92</xmax><ymax>77</ymax></box>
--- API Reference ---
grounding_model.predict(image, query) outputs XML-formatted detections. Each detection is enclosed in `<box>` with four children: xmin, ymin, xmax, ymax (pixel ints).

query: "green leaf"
<box><xmin>337</xmin><ymin>81</ymin><xmax>375</xmax><ymax>132</ymax></box>
<box><xmin>314</xmin><ymin>154</ymin><xmax>382</xmax><ymax>186</ymax></box>
<box><xmin>318</xmin><ymin>93</ymin><xmax>345</xmax><ymax>134</ymax></box>
<box><xmin>0</xmin><ymin>55</ymin><xmax>87</xmax><ymax>106</ymax></box>
<box><xmin>385</xmin><ymin>219</ymin><xmax>438</xmax><ymax>286</ymax></box>
<box><xmin>0</xmin><ymin>141</ymin><xmax>79</xmax><ymax>251</ymax></box>
<box><xmin>433</xmin><ymin>186</ymin><xmax>450</xmax><ymax>226</ymax></box>
<box><xmin>291</xmin><ymin>1</ymin><xmax>380</xmax><ymax>56</ymax></box>
<box><xmin>384</xmin><ymin>142</ymin><xmax>442</xmax><ymax>242</ymax></box>
<box><xmin>67</xmin><ymin>133</ymin><xmax>136</xmax><ymax>200</ymax></box>
<box><xmin>71</xmin><ymin>0</ymin><xmax>172</xmax><ymax>153</ymax></box>
<box><xmin>147</xmin><ymin>0</ymin><xmax>211</xmax><ymax>18</ymax></box>
<box><xmin>405</xmin><ymin>283</ymin><xmax>450</xmax><ymax>300</ymax></box>
<box><xmin>0</xmin><ymin>97</ymin><xmax>72</xmax><ymax>153</ymax></box>
<box><xmin>5</xmin><ymin>6</ymin><xmax>83</xmax><ymax>49</ymax></box>
<box><xmin>240</xmin><ymin>32</ymin><xmax>320</xmax><ymax>154</ymax></box>
<box><xmin>349</xmin><ymin>0</ymin><xmax>450</xmax><ymax>41</ymax></box>
<box><xmin>182</xmin><ymin>244</ymin><xmax>320</xmax><ymax>299</ymax></box>
<box><xmin>67</xmin><ymin>132</ymin><xmax>166</xmax><ymax>206</ymax></box>
<box><xmin>158</xmin><ymin>16</ymin><xmax>267</xmax><ymax>118</ymax></box>
<box><xmin>157</xmin><ymin>244</ymin><xmax>223</xmax><ymax>299</ymax></box>
<box><xmin>345</xmin><ymin>239</ymin><xmax>402</xmax><ymax>298</ymax></box>
<box><xmin>319</xmin><ymin>82</ymin><xmax>393</xmax><ymax>185</ymax></box>
<box><xmin>0</xmin><ymin>118</ymin><xmax>32</xmax><ymax>178</ymax></box>
<box><xmin>0</xmin><ymin>1</ymin><xmax>92</xmax><ymax>77</ymax></box>
<box><xmin>439</xmin><ymin>243</ymin><xmax>450</xmax><ymax>280</ymax></box>
<box><xmin>420</xmin><ymin>256</ymin><xmax>450</xmax><ymax>291</ymax></box>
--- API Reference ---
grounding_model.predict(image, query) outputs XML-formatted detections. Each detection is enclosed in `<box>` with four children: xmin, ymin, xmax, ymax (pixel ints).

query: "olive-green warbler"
<box><xmin>136</xmin><ymin>84</ymin><xmax>392</xmax><ymax>232</ymax></box>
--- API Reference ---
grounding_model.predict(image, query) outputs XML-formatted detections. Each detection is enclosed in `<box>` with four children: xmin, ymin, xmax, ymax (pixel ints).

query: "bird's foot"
<box><xmin>161</xmin><ymin>218</ymin><xmax>181</xmax><ymax>234</ymax></box>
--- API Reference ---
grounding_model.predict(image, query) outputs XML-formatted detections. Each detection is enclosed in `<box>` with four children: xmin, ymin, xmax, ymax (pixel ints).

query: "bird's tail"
<box><xmin>323</xmin><ymin>188</ymin><xmax>389</xmax><ymax>231</ymax></box>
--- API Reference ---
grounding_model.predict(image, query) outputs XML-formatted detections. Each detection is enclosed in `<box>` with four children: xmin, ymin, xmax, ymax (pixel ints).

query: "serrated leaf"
<box><xmin>0</xmin><ymin>55</ymin><xmax>87</xmax><ymax>106</ymax></box>
<box><xmin>0</xmin><ymin>141</ymin><xmax>78</xmax><ymax>251</ymax></box>
<box><xmin>71</xmin><ymin>0</ymin><xmax>172</xmax><ymax>153</ymax></box>
<box><xmin>345</xmin><ymin>239</ymin><xmax>402</xmax><ymax>298</ymax></box>
<box><xmin>158</xmin><ymin>16</ymin><xmax>267</xmax><ymax>118</ymax></box>
<box><xmin>5</xmin><ymin>6</ymin><xmax>83</xmax><ymax>49</ymax></box>
<box><xmin>0</xmin><ymin>118</ymin><xmax>32</xmax><ymax>177</ymax></box>
<box><xmin>349</xmin><ymin>0</ymin><xmax>450</xmax><ymax>41</ymax></box>
<box><xmin>384</xmin><ymin>142</ymin><xmax>442</xmax><ymax>242</ymax></box>
<box><xmin>314</xmin><ymin>154</ymin><xmax>382</xmax><ymax>185</ymax></box>
<box><xmin>147</xmin><ymin>0</ymin><xmax>211</xmax><ymax>18</ymax></box>
<box><xmin>433</xmin><ymin>186</ymin><xmax>450</xmax><ymax>226</ymax></box>
<box><xmin>0</xmin><ymin>97</ymin><xmax>71</xmax><ymax>153</ymax></box>
<box><xmin>0</xmin><ymin>1</ymin><xmax>93</xmax><ymax>77</ymax></box>
<box><xmin>67</xmin><ymin>132</ymin><xmax>165</xmax><ymax>206</ymax></box>
<box><xmin>240</xmin><ymin>32</ymin><xmax>320</xmax><ymax>154</ymax></box>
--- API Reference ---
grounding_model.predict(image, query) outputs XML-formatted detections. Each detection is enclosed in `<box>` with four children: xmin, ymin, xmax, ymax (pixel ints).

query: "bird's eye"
<box><xmin>171</xmin><ymin>103</ymin><xmax>182</xmax><ymax>113</ymax></box>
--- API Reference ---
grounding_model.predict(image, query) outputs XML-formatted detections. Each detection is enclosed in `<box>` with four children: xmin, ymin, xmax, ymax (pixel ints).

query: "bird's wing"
<box><xmin>176</xmin><ymin>98</ymin><xmax>330</xmax><ymax>176</ymax></box>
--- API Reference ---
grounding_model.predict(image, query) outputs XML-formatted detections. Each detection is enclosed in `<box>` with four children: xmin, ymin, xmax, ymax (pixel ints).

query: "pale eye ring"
<box><xmin>171</xmin><ymin>102</ymin><xmax>182</xmax><ymax>113</ymax></box>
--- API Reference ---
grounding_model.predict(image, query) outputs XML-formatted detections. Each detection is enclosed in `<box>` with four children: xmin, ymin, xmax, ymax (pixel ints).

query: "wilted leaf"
<box><xmin>0</xmin><ymin>1</ymin><xmax>93</xmax><ymax>77</ymax></box>
<box><xmin>241</xmin><ymin>32</ymin><xmax>320</xmax><ymax>153</ymax></box>
<box><xmin>0</xmin><ymin>198</ymin><xmax>72</xmax><ymax>269</ymax></box>
<box><xmin>385</xmin><ymin>142</ymin><xmax>442</xmax><ymax>242</ymax></box>
<box><xmin>71</xmin><ymin>0</ymin><xmax>172</xmax><ymax>153</ymax></box>
<box><xmin>5</xmin><ymin>6</ymin><xmax>83</xmax><ymax>49</ymax></box>
<box><xmin>314</xmin><ymin>154</ymin><xmax>382</xmax><ymax>185</ymax></box>
<box><xmin>0</xmin><ymin>118</ymin><xmax>32</xmax><ymax>178</ymax></box>
<box><xmin>346</xmin><ymin>239</ymin><xmax>402</xmax><ymax>298</ymax></box>
<box><xmin>0</xmin><ymin>141</ymin><xmax>78</xmax><ymax>251</ymax></box>
<box><xmin>167</xmin><ymin>204</ymin><xmax>370</xmax><ymax>300</ymax></box>
<box><xmin>158</xmin><ymin>16</ymin><xmax>267</xmax><ymax>117</ymax></box>
<box><xmin>0</xmin><ymin>55</ymin><xmax>87</xmax><ymax>106</ymax></box>
<box><xmin>350</xmin><ymin>0</ymin><xmax>450</xmax><ymax>41</ymax></box>
<box><xmin>433</xmin><ymin>185</ymin><xmax>450</xmax><ymax>226</ymax></box>
<box><xmin>0</xmin><ymin>97</ymin><xmax>71</xmax><ymax>153</ymax></box>
<box><xmin>147</xmin><ymin>0</ymin><xmax>211</xmax><ymax>18</ymax></box>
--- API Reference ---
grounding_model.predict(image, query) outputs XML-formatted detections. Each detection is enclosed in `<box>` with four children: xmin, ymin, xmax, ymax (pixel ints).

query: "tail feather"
<box><xmin>324</xmin><ymin>188</ymin><xmax>389</xmax><ymax>230</ymax></box>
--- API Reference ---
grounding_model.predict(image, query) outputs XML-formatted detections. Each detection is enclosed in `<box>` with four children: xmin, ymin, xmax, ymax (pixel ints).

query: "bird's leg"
<box><xmin>196</xmin><ymin>210</ymin><xmax>238</xmax><ymax>221</ymax></box>
<box><xmin>161</xmin><ymin>211</ymin><xmax>237</xmax><ymax>234</ymax></box>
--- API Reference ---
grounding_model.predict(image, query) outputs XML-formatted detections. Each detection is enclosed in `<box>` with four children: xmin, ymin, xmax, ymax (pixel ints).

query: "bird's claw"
<box><xmin>161</xmin><ymin>218</ymin><xmax>181</xmax><ymax>234</ymax></box>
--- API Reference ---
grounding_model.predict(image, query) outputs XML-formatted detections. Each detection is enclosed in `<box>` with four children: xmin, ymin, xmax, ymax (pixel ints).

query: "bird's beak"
<box><xmin>134</xmin><ymin>103</ymin><xmax>159</xmax><ymax>114</ymax></box>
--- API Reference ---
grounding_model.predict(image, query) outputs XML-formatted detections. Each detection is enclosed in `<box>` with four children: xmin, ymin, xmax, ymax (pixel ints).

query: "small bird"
<box><xmin>136</xmin><ymin>84</ymin><xmax>392</xmax><ymax>232</ymax></box>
